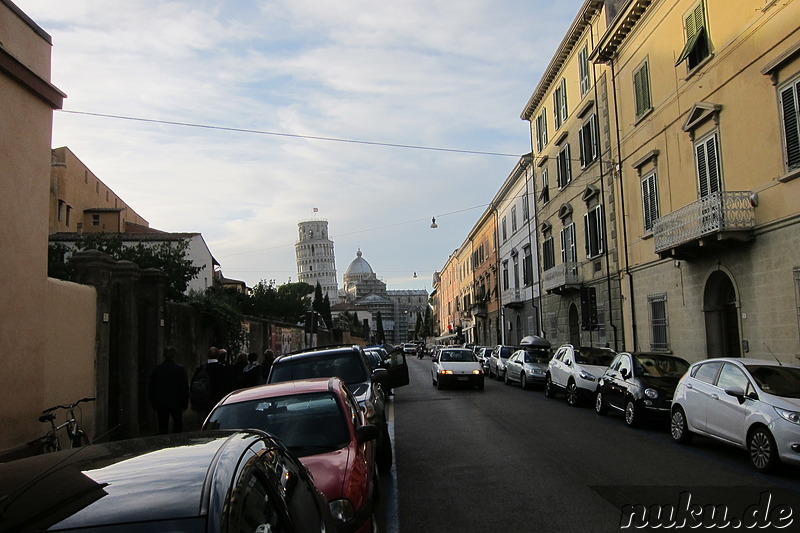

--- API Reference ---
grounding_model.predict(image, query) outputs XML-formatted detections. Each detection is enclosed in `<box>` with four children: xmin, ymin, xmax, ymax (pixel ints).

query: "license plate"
<box><xmin>457</xmin><ymin>376</ymin><xmax>468</xmax><ymax>381</ymax></box>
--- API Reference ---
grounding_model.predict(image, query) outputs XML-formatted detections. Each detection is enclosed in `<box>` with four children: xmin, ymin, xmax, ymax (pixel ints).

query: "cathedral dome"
<box><xmin>344</xmin><ymin>250</ymin><xmax>374</xmax><ymax>277</ymax></box>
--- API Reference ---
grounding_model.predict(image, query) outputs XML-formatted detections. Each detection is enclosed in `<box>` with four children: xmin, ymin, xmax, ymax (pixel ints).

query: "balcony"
<box><xmin>542</xmin><ymin>262</ymin><xmax>581</xmax><ymax>294</ymax></box>
<box><xmin>502</xmin><ymin>288</ymin><xmax>525</xmax><ymax>309</ymax></box>
<box><xmin>653</xmin><ymin>191</ymin><xmax>755</xmax><ymax>259</ymax></box>
<box><xmin>470</xmin><ymin>301</ymin><xmax>488</xmax><ymax>318</ymax></box>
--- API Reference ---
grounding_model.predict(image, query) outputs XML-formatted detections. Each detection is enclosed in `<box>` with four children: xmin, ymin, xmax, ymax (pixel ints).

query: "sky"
<box><xmin>16</xmin><ymin>0</ymin><xmax>585</xmax><ymax>293</ymax></box>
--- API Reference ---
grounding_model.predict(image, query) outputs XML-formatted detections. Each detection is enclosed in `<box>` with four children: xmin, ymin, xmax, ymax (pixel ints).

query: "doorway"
<box><xmin>704</xmin><ymin>271</ymin><xmax>741</xmax><ymax>358</ymax></box>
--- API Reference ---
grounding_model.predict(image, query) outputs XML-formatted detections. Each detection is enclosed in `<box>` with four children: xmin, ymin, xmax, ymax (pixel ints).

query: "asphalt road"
<box><xmin>380</xmin><ymin>355</ymin><xmax>800</xmax><ymax>533</ymax></box>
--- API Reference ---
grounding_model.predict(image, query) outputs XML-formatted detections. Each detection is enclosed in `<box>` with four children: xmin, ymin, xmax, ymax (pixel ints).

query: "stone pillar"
<box><xmin>111</xmin><ymin>260</ymin><xmax>141</xmax><ymax>439</ymax></box>
<box><xmin>138</xmin><ymin>268</ymin><xmax>168</xmax><ymax>433</ymax></box>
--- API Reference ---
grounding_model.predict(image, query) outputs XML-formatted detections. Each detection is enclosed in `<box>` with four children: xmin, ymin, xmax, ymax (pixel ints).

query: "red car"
<box><xmin>204</xmin><ymin>377</ymin><xmax>379</xmax><ymax>533</ymax></box>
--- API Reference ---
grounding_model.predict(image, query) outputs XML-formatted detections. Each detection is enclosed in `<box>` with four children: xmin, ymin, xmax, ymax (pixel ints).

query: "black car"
<box><xmin>267</xmin><ymin>345</ymin><xmax>409</xmax><ymax>472</ymax></box>
<box><xmin>0</xmin><ymin>430</ymin><xmax>336</xmax><ymax>532</ymax></box>
<box><xmin>595</xmin><ymin>352</ymin><xmax>691</xmax><ymax>427</ymax></box>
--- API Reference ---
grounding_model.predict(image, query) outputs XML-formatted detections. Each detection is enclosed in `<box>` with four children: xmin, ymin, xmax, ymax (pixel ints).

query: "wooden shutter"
<box><xmin>781</xmin><ymin>82</ymin><xmax>800</xmax><ymax>170</ymax></box>
<box><xmin>696</xmin><ymin>134</ymin><xmax>720</xmax><ymax>198</ymax></box>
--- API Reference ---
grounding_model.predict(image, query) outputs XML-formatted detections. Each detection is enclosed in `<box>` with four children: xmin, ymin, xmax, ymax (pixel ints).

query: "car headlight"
<box><xmin>775</xmin><ymin>407</ymin><xmax>800</xmax><ymax>426</ymax></box>
<box><xmin>329</xmin><ymin>499</ymin><xmax>354</xmax><ymax>523</ymax></box>
<box><xmin>644</xmin><ymin>388</ymin><xmax>659</xmax><ymax>399</ymax></box>
<box><xmin>578</xmin><ymin>370</ymin><xmax>597</xmax><ymax>382</ymax></box>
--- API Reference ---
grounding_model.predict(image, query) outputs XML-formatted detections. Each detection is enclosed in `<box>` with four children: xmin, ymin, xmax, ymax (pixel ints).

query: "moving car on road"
<box><xmin>546</xmin><ymin>344</ymin><xmax>616</xmax><ymax>406</ymax></box>
<box><xmin>0</xmin><ymin>430</ymin><xmax>336</xmax><ymax>532</ymax></box>
<box><xmin>267</xmin><ymin>345</ymin><xmax>408</xmax><ymax>472</ymax></box>
<box><xmin>595</xmin><ymin>352</ymin><xmax>690</xmax><ymax>426</ymax></box>
<box><xmin>204</xmin><ymin>377</ymin><xmax>379</xmax><ymax>533</ymax></box>
<box><xmin>670</xmin><ymin>358</ymin><xmax>800</xmax><ymax>473</ymax></box>
<box><xmin>431</xmin><ymin>347</ymin><xmax>485</xmax><ymax>390</ymax></box>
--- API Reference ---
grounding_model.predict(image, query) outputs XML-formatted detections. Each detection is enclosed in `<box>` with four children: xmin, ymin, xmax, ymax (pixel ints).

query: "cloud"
<box><xmin>18</xmin><ymin>0</ymin><xmax>583</xmax><ymax>290</ymax></box>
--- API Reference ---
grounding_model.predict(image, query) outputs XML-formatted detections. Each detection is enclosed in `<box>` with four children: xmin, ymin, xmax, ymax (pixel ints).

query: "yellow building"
<box><xmin>467</xmin><ymin>206</ymin><xmax>500</xmax><ymax>347</ymax></box>
<box><xmin>593</xmin><ymin>0</ymin><xmax>800</xmax><ymax>362</ymax></box>
<box><xmin>50</xmin><ymin>146</ymin><xmax>150</xmax><ymax>234</ymax></box>
<box><xmin>521</xmin><ymin>1</ymin><xmax>625</xmax><ymax>350</ymax></box>
<box><xmin>1</xmin><ymin>0</ymin><xmax>97</xmax><ymax>458</ymax></box>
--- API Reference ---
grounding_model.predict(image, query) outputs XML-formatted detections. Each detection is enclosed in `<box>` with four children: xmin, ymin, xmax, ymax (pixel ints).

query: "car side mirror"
<box><xmin>357</xmin><ymin>424</ymin><xmax>380</xmax><ymax>444</ymax></box>
<box><xmin>565</xmin><ymin>360</ymin><xmax>572</xmax><ymax>366</ymax></box>
<box><xmin>724</xmin><ymin>386</ymin><xmax>746</xmax><ymax>404</ymax></box>
<box><xmin>620</xmin><ymin>368</ymin><xmax>629</xmax><ymax>379</ymax></box>
<box><xmin>372</xmin><ymin>368</ymin><xmax>388</xmax><ymax>382</ymax></box>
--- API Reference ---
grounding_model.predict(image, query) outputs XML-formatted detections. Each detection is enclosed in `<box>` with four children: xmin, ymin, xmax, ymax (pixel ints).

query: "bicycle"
<box><xmin>38</xmin><ymin>397</ymin><xmax>95</xmax><ymax>453</ymax></box>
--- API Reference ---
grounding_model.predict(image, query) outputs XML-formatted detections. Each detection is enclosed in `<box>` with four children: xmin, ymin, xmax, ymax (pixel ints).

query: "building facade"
<box><xmin>593</xmin><ymin>0</ymin><xmax>800</xmax><ymax>362</ymax></box>
<box><xmin>467</xmin><ymin>205</ymin><xmax>501</xmax><ymax>347</ymax></box>
<box><xmin>49</xmin><ymin>146</ymin><xmax>151</xmax><ymax>235</ymax></box>
<box><xmin>295</xmin><ymin>219</ymin><xmax>339</xmax><ymax>302</ymax></box>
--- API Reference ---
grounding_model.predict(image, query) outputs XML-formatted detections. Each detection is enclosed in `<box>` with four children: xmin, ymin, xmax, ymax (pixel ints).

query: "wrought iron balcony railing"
<box><xmin>653</xmin><ymin>191</ymin><xmax>755</xmax><ymax>257</ymax></box>
<box><xmin>542</xmin><ymin>261</ymin><xmax>581</xmax><ymax>293</ymax></box>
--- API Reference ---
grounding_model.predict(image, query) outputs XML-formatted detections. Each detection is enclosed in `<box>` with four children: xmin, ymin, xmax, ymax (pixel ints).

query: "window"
<box><xmin>634</xmin><ymin>60</ymin><xmax>652</xmax><ymax>118</ymax></box>
<box><xmin>513</xmin><ymin>256</ymin><xmax>520</xmax><ymax>288</ymax></box>
<box><xmin>641</xmin><ymin>171</ymin><xmax>659</xmax><ymax>232</ymax></box>
<box><xmin>522</xmin><ymin>246</ymin><xmax>533</xmax><ymax>286</ymax></box>
<box><xmin>579</xmin><ymin>115</ymin><xmax>598</xmax><ymax>168</ymax></box>
<box><xmin>557</xmin><ymin>144</ymin><xmax>572</xmax><ymax>189</ymax></box>
<box><xmin>502</xmin><ymin>261</ymin><xmax>509</xmax><ymax>290</ymax></box>
<box><xmin>553</xmin><ymin>78</ymin><xmax>568</xmax><ymax>129</ymax></box>
<box><xmin>92</xmin><ymin>214</ymin><xmax>100</xmax><ymax>226</ymax></box>
<box><xmin>522</xmin><ymin>194</ymin><xmax>529</xmax><ymax>221</ymax></box>
<box><xmin>694</xmin><ymin>361</ymin><xmax>722</xmax><ymax>384</ymax></box>
<box><xmin>511</xmin><ymin>206</ymin><xmax>518</xmax><ymax>232</ymax></box>
<box><xmin>676</xmin><ymin>1</ymin><xmax>710</xmax><ymax>70</ymax></box>
<box><xmin>779</xmin><ymin>76</ymin><xmax>800</xmax><ymax>171</ymax></box>
<box><xmin>57</xmin><ymin>200</ymin><xmax>64</xmax><ymax>222</ymax></box>
<box><xmin>535</xmin><ymin>109</ymin><xmax>548</xmax><ymax>152</ymax></box>
<box><xmin>502</xmin><ymin>216</ymin><xmax>508</xmax><ymax>241</ymax></box>
<box><xmin>584</xmin><ymin>205</ymin><xmax>605</xmax><ymax>258</ymax></box>
<box><xmin>542</xmin><ymin>237</ymin><xmax>555</xmax><ymax>271</ymax></box>
<box><xmin>65</xmin><ymin>206</ymin><xmax>72</xmax><ymax>227</ymax></box>
<box><xmin>695</xmin><ymin>132</ymin><xmax>721</xmax><ymax>198</ymax></box>
<box><xmin>560</xmin><ymin>223</ymin><xmax>577</xmax><ymax>264</ymax></box>
<box><xmin>540</xmin><ymin>167</ymin><xmax>550</xmax><ymax>204</ymax></box>
<box><xmin>648</xmin><ymin>294</ymin><xmax>669</xmax><ymax>350</ymax></box>
<box><xmin>717</xmin><ymin>363</ymin><xmax>750</xmax><ymax>391</ymax></box>
<box><xmin>578</xmin><ymin>45</ymin><xmax>590</xmax><ymax>96</ymax></box>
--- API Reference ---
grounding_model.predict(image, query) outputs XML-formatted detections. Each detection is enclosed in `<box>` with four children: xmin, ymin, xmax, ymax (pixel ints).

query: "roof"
<box><xmin>50</xmin><ymin>231</ymin><xmax>200</xmax><ymax>242</ymax></box>
<box><xmin>221</xmin><ymin>377</ymin><xmax>339</xmax><ymax>404</ymax></box>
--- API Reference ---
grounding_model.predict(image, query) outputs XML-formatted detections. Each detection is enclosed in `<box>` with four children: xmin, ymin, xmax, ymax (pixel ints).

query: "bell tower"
<box><xmin>295</xmin><ymin>219</ymin><xmax>338</xmax><ymax>302</ymax></box>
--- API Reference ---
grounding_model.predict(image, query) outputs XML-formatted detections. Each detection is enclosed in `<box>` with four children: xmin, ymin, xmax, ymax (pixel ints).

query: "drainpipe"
<box><xmin>608</xmin><ymin>57</ymin><xmax>639</xmax><ymax>350</ymax></box>
<box><xmin>588</xmin><ymin>19</ymin><xmax>620</xmax><ymax>351</ymax></box>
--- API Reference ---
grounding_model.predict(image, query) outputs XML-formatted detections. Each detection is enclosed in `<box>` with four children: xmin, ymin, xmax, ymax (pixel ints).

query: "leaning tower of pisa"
<box><xmin>295</xmin><ymin>219</ymin><xmax>339</xmax><ymax>302</ymax></box>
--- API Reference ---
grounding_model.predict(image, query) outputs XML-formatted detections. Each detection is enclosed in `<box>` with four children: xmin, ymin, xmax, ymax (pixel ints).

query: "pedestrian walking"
<box><xmin>261</xmin><ymin>349</ymin><xmax>275</xmax><ymax>382</ymax></box>
<box><xmin>147</xmin><ymin>346</ymin><xmax>190</xmax><ymax>434</ymax></box>
<box><xmin>190</xmin><ymin>346</ymin><xmax>230</xmax><ymax>424</ymax></box>
<box><xmin>241</xmin><ymin>352</ymin><xmax>265</xmax><ymax>388</ymax></box>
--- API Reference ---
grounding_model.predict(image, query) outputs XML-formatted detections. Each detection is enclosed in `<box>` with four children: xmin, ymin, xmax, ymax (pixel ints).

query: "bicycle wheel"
<box><xmin>42</xmin><ymin>435</ymin><xmax>60</xmax><ymax>453</ymax></box>
<box><xmin>71</xmin><ymin>430</ymin><xmax>90</xmax><ymax>448</ymax></box>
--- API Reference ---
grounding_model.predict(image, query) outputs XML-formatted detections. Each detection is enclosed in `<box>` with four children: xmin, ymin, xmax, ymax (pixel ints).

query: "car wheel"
<box><xmin>520</xmin><ymin>372</ymin><xmax>529</xmax><ymax>390</ymax></box>
<box><xmin>670</xmin><ymin>407</ymin><xmax>693</xmax><ymax>444</ymax></box>
<box><xmin>624</xmin><ymin>398</ymin><xmax>642</xmax><ymax>427</ymax></box>
<box><xmin>437</xmin><ymin>377</ymin><xmax>445</xmax><ymax>390</ymax></box>
<box><xmin>748</xmin><ymin>427</ymin><xmax>779</xmax><ymax>473</ymax></box>
<box><xmin>545</xmin><ymin>375</ymin><xmax>556</xmax><ymax>398</ymax></box>
<box><xmin>595</xmin><ymin>391</ymin><xmax>608</xmax><ymax>415</ymax></box>
<box><xmin>566</xmin><ymin>380</ymin><xmax>580</xmax><ymax>406</ymax></box>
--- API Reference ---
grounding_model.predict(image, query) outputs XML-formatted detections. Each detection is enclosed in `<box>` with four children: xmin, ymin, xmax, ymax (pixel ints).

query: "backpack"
<box><xmin>190</xmin><ymin>364</ymin><xmax>210</xmax><ymax>408</ymax></box>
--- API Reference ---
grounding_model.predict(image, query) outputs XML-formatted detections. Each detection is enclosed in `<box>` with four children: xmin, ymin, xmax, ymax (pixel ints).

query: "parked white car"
<box><xmin>671</xmin><ymin>358</ymin><xmax>800</xmax><ymax>473</ymax></box>
<box><xmin>431</xmin><ymin>348</ymin><xmax>484</xmax><ymax>390</ymax></box>
<box><xmin>545</xmin><ymin>344</ymin><xmax>616</xmax><ymax>406</ymax></box>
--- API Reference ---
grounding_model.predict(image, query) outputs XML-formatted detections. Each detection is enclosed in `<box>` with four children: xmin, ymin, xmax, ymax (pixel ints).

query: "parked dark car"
<box><xmin>595</xmin><ymin>352</ymin><xmax>690</xmax><ymax>426</ymax></box>
<box><xmin>267</xmin><ymin>345</ymin><xmax>408</xmax><ymax>472</ymax></box>
<box><xmin>0</xmin><ymin>430</ymin><xmax>336</xmax><ymax>532</ymax></box>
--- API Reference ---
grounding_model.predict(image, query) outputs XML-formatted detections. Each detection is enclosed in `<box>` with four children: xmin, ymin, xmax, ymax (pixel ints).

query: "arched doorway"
<box><xmin>568</xmin><ymin>303</ymin><xmax>581</xmax><ymax>346</ymax></box>
<box><xmin>704</xmin><ymin>271</ymin><xmax>741</xmax><ymax>358</ymax></box>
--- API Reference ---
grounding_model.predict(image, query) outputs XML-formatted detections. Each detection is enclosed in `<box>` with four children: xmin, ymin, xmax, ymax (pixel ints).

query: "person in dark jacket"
<box><xmin>147</xmin><ymin>346</ymin><xmax>190</xmax><ymax>434</ymax></box>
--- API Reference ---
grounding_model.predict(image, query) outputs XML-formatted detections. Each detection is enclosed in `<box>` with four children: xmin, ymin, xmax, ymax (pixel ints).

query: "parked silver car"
<box><xmin>504</xmin><ymin>337</ymin><xmax>552</xmax><ymax>389</ymax></box>
<box><xmin>487</xmin><ymin>345</ymin><xmax>516</xmax><ymax>380</ymax></box>
<box><xmin>546</xmin><ymin>344</ymin><xmax>616</xmax><ymax>406</ymax></box>
<box><xmin>671</xmin><ymin>357</ymin><xmax>800</xmax><ymax>473</ymax></box>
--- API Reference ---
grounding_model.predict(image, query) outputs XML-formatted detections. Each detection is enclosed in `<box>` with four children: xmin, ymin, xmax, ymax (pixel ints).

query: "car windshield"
<box><xmin>745</xmin><ymin>365</ymin><xmax>800</xmax><ymax>398</ymax></box>
<box><xmin>633</xmin><ymin>354</ymin><xmax>690</xmax><ymax>378</ymax></box>
<box><xmin>440</xmin><ymin>350</ymin><xmax>474</xmax><ymax>362</ymax></box>
<box><xmin>522</xmin><ymin>348</ymin><xmax>550</xmax><ymax>364</ymax></box>
<box><xmin>270</xmin><ymin>352</ymin><xmax>368</xmax><ymax>385</ymax></box>
<box><xmin>574</xmin><ymin>347</ymin><xmax>615</xmax><ymax>366</ymax></box>
<box><xmin>499</xmin><ymin>347</ymin><xmax>515</xmax><ymax>358</ymax></box>
<box><xmin>205</xmin><ymin>392</ymin><xmax>349</xmax><ymax>455</ymax></box>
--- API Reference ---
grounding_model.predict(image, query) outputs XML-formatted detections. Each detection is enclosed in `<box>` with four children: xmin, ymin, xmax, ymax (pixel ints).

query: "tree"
<box><xmin>188</xmin><ymin>286</ymin><xmax>246</xmax><ymax>354</ymax></box>
<box><xmin>242</xmin><ymin>279</ymin><xmax>314</xmax><ymax>323</ymax></box>
<box><xmin>48</xmin><ymin>233</ymin><xmax>202</xmax><ymax>302</ymax></box>
<box><xmin>414</xmin><ymin>312</ymin><xmax>423</xmax><ymax>340</ymax></box>
<box><xmin>376</xmin><ymin>312</ymin><xmax>386</xmax><ymax>344</ymax></box>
